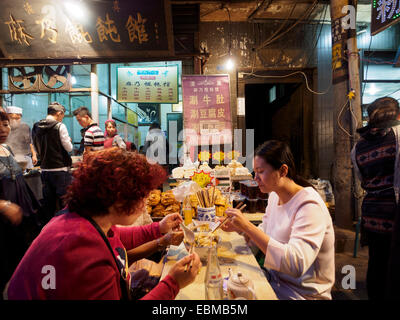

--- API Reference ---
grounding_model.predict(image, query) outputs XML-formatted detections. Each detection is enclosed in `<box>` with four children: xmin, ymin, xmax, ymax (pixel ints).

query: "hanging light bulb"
<box><xmin>64</xmin><ymin>1</ymin><xmax>85</xmax><ymax>19</ymax></box>
<box><xmin>225</xmin><ymin>56</ymin><xmax>235</xmax><ymax>71</ymax></box>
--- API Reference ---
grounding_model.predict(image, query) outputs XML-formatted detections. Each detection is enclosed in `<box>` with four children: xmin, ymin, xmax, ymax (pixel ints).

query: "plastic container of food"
<box><xmin>232</xmin><ymin>181</ymin><xmax>241</xmax><ymax>191</ymax></box>
<box><xmin>244</xmin><ymin>181</ymin><xmax>259</xmax><ymax>199</ymax></box>
<box><xmin>246</xmin><ymin>199</ymin><xmax>258</xmax><ymax>213</ymax></box>
<box><xmin>232</xmin><ymin>194</ymin><xmax>246</xmax><ymax>209</ymax></box>
<box><xmin>257</xmin><ymin>188</ymin><xmax>269</xmax><ymax>199</ymax></box>
<box><xmin>257</xmin><ymin>199</ymin><xmax>268</xmax><ymax>212</ymax></box>
<box><xmin>239</xmin><ymin>180</ymin><xmax>250</xmax><ymax>197</ymax></box>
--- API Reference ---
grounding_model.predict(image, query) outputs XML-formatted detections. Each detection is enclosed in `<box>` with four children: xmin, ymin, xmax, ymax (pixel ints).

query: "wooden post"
<box><xmin>347</xmin><ymin>30</ymin><xmax>364</xmax><ymax>236</ymax></box>
<box><xmin>0</xmin><ymin>68</ymin><xmax>3</xmax><ymax>109</ymax></box>
<box><xmin>107</xmin><ymin>64</ymin><xmax>112</xmax><ymax>120</ymax></box>
<box><xmin>330</xmin><ymin>0</ymin><xmax>362</xmax><ymax>229</ymax></box>
<box><xmin>90</xmin><ymin>64</ymin><xmax>99</xmax><ymax>124</ymax></box>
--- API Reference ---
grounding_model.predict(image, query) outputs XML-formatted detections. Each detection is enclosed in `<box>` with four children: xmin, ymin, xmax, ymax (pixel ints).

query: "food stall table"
<box><xmin>160</xmin><ymin>229</ymin><xmax>277</xmax><ymax>300</ymax></box>
<box><xmin>244</xmin><ymin>213</ymin><xmax>264</xmax><ymax>225</ymax></box>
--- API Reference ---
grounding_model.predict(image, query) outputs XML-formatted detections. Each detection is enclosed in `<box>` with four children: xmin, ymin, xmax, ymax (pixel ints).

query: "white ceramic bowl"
<box><xmin>184</xmin><ymin>231</ymin><xmax>220</xmax><ymax>261</ymax></box>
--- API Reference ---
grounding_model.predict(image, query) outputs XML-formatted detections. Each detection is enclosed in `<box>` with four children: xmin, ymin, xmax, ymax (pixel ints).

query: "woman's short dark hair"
<box><xmin>64</xmin><ymin>148</ymin><xmax>167</xmax><ymax>217</ymax></box>
<box><xmin>0</xmin><ymin>111</ymin><xmax>10</xmax><ymax>122</ymax></box>
<box><xmin>255</xmin><ymin>140</ymin><xmax>312</xmax><ymax>188</ymax></box>
<box><xmin>368</xmin><ymin>97</ymin><xmax>399</xmax><ymax>126</ymax></box>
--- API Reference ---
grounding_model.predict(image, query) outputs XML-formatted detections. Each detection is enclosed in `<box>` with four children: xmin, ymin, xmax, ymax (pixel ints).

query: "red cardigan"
<box><xmin>7</xmin><ymin>211</ymin><xmax>179</xmax><ymax>300</ymax></box>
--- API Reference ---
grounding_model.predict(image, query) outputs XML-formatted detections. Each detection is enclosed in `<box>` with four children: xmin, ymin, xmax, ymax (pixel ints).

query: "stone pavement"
<box><xmin>332</xmin><ymin>227</ymin><xmax>369</xmax><ymax>300</ymax></box>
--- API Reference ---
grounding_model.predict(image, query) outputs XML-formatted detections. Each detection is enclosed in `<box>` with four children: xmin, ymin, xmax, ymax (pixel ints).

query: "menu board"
<box><xmin>117</xmin><ymin>65</ymin><xmax>178</xmax><ymax>103</ymax></box>
<box><xmin>182</xmin><ymin>74</ymin><xmax>232</xmax><ymax>145</ymax></box>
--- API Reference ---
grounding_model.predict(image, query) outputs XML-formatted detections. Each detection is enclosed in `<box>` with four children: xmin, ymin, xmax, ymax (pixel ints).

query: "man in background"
<box><xmin>144</xmin><ymin>122</ymin><xmax>170</xmax><ymax>176</ymax></box>
<box><xmin>6</xmin><ymin>106</ymin><xmax>37</xmax><ymax>169</ymax></box>
<box><xmin>32</xmin><ymin>102</ymin><xmax>73</xmax><ymax>224</ymax></box>
<box><xmin>73</xmin><ymin>106</ymin><xmax>104</xmax><ymax>156</ymax></box>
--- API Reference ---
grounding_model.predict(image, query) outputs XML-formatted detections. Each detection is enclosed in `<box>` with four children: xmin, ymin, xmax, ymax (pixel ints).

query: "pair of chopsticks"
<box><xmin>185</xmin><ymin>243</ymin><xmax>195</xmax><ymax>272</ymax></box>
<box><xmin>233</xmin><ymin>201</ymin><xmax>247</xmax><ymax>211</ymax></box>
<box><xmin>211</xmin><ymin>202</ymin><xmax>247</xmax><ymax>234</ymax></box>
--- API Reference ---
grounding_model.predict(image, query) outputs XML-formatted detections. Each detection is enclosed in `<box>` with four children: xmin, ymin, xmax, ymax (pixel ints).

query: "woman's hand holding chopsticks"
<box><xmin>220</xmin><ymin>204</ymin><xmax>251</xmax><ymax>233</ymax></box>
<box><xmin>217</xmin><ymin>202</ymin><xmax>248</xmax><ymax>233</ymax></box>
<box><xmin>169</xmin><ymin>252</ymin><xmax>202</xmax><ymax>288</ymax></box>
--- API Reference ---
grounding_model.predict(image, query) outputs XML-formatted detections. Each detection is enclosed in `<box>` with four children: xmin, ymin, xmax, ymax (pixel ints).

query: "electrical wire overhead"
<box><xmin>241</xmin><ymin>71</ymin><xmax>332</xmax><ymax>96</ymax></box>
<box><xmin>256</xmin><ymin>0</ymin><xmax>318</xmax><ymax>51</ymax></box>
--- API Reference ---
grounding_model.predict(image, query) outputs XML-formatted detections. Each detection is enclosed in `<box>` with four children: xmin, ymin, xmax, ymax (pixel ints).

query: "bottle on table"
<box><xmin>183</xmin><ymin>195</ymin><xmax>192</xmax><ymax>226</ymax></box>
<box><xmin>205</xmin><ymin>245</ymin><xmax>224</xmax><ymax>300</ymax></box>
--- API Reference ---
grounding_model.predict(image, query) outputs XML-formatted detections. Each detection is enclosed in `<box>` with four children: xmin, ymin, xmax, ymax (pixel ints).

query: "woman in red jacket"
<box><xmin>6</xmin><ymin>148</ymin><xmax>201</xmax><ymax>300</ymax></box>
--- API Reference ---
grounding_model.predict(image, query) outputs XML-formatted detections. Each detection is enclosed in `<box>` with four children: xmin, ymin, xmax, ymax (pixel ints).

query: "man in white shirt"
<box><xmin>144</xmin><ymin>122</ymin><xmax>169</xmax><ymax>174</ymax></box>
<box><xmin>32</xmin><ymin>102</ymin><xmax>73</xmax><ymax>225</ymax></box>
<box><xmin>5</xmin><ymin>106</ymin><xmax>37</xmax><ymax>169</ymax></box>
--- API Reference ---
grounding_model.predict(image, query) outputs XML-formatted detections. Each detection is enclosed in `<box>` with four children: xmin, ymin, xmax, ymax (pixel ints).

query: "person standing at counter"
<box><xmin>32</xmin><ymin>102</ymin><xmax>73</xmax><ymax>225</ymax></box>
<box><xmin>0</xmin><ymin>111</ymin><xmax>40</xmax><ymax>298</ymax></box>
<box><xmin>351</xmin><ymin>97</ymin><xmax>400</xmax><ymax>299</ymax></box>
<box><xmin>104</xmin><ymin>119</ymin><xmax>126</xmax><ymax>150</ymax></box>
<box><xmin>220</xmin><ymin>140</ymin><xmax>335</xmax><ymax>300</ymax></box>
<box><xmin>144</xmin><ymin>122</ymin><xmax>169</xmax><ymax>168</ymax></box>
<box><xmin>5</xmin><ymin>106</ymin><xmax>37</xmax><ymax>169</ymax></box>
<box><xmin>73</xmin><ymin>106</ymin><xmax>104</xmax><ymax>156</ymax></box>
<box><xmin>6</xmin><ymin>148</ymin><xmax>201</xmax><ymax>300</ymax></box>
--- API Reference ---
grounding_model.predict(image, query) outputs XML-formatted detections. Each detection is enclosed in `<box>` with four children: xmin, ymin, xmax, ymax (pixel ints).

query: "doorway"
<box><xmin>167</xmin><ymin>112</ymin><xmax>183</xmax><ymax>167</ymax></box>
<box><xmin>244</xmin><ymin>80</ymin><xmax>313</xmax><ymax>177</ymax></box>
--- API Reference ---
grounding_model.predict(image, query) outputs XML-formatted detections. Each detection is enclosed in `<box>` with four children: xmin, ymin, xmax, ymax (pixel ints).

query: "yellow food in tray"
<box><xmin>194</xmin><ymin>233</ymin><xmax>218</xmax><ymax>247</ymax></box>
<box><xmin>197</xmin><ymin>223</ymin><xmax>210</xmax><ymax>232</ymax></box>
<box><xmin>214</xmin><ymin>196</ymin><xmax>226</xmax><ymax>206</ymax></box>
<box><xmin>216</xmin><ymin>205</ymin><xmax>226</xmax><ymax>217</ymax></box>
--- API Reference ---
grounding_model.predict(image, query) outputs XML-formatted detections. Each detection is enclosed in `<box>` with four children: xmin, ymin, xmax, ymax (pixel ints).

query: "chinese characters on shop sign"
<box><xmin>182</xmin><ymin>75</ymin><xmax>232</xmax><ymax>145</ymax></box>
<box><xmin>0</xmin><ymin>0</ymin><xmax>172</xmax><ymax>59</ymax></box>
<box><xmin>371</xmin><ymin>0</ymin><xmax>400</xmax><ymax>35</ymax></box>
<box><xmin>117</xmin><ymin>65</ymin><xmax>179</xmax><ymax>104</ymax></box>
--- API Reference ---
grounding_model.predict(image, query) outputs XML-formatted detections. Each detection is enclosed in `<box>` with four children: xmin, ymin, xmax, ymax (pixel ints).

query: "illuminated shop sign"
<box><xmin>117</xmin><ymin>65</ymin><xmax>179</xmax><ymax>103</ymax></box>
<box><xmin>371</xmin><ymin>0</ymin><xmax>400</xmax><ymax>36</ymax></box>
<box><xmin>0</xmin><ymin>0</ymin><xmax>174</xmax><ymax>60</ymax></box>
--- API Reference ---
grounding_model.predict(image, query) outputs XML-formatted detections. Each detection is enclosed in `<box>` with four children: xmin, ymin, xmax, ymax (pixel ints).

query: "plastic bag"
<box><xmin>309</xmin><ymin>178</ymin><xmax>335</xmax><ymax>205</ymax></box>
<box><xmin>129</xmin><ymin>259</ymin><xmax>163</xmax><ymax>300</ymax></box>
<box><xmin>171</xmin><ymin>180</ymin><xmax>202</xmax><ymax>202</ymax></box>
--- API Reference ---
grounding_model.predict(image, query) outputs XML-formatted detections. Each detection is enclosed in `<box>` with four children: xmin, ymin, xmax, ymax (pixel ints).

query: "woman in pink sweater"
<box><xmin>6</xmin><ymin>148</ymin><xmax>201</xmax><ymax>300</ymax></box>
<box><xmin>220</xmin><ymin>140</ymin><xmax>335</xmax><ymax>300</ymax></box>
